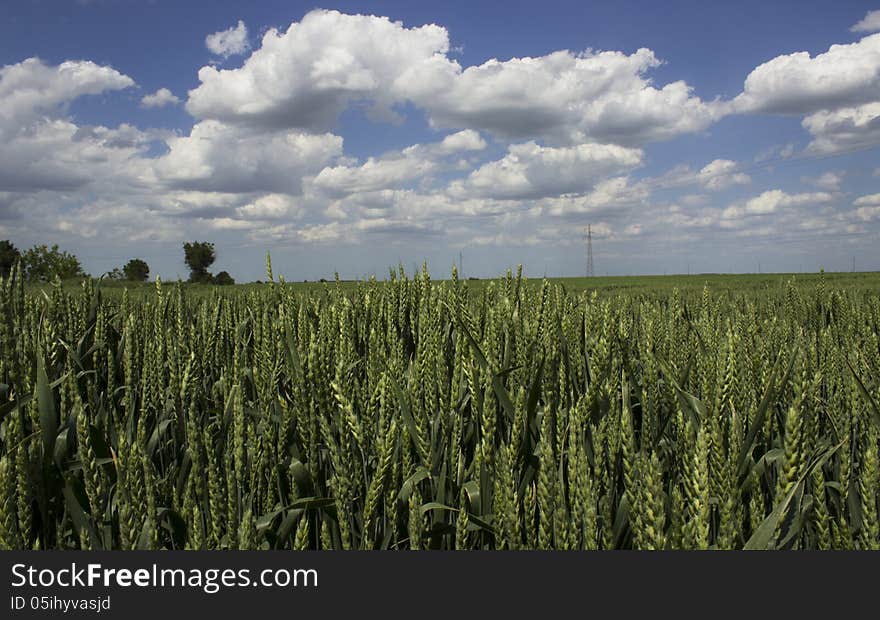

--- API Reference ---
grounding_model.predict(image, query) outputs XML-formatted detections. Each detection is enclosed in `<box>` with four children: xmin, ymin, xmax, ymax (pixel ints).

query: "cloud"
<box><xmin>188</xmin><ymin>10</ymin><xmax>450</xmax><ymax>131</ymax></box>
<box><xmin>406</xmin><ymin>48</ymin><xmax>724</xmax><ymax>145</ymax></box>
<box><xmin>356</xmin><ymin>217</ymin><xmax>441</xmax><ymax>237</ymax></box>
<box><xmin>450</xmin><ymin>141</ymin><xmax>643</xmax><ymax>200</ymax></box>
<box><xmin>648</xmin><ymin>158</ymin><xmax>750</xmax><ymax>192</ymax></box>
<box><xmin>803</xmin><ymin>171</ymin><xmax>844</xmax><ymax>190</ymax></box>
<box><xmin>852</xmin><ymin>194</ymin><xmax>880</xmax><ymax>221</ymax></box>
<box><xmin>314</xmin><ymin>154</ymin><xmax>436</xmax><ymax>196</ymax></box>
<box><xmin>322</xmin><ymin>189</ymin><xmax>452</xmax><ymax>221</ymax></box>
<box><xmin>0</xmin><ymin>57</ymin><xmax>134</xmax><ymax>129</ymax></box>
<box><xmin>851</xmin><ymin>10</ymin><xmax>880</xmax><ymax>33</ymax></box>
<box><xmin>0</xmin><ymin>58</ymin><xmax>143</xmax><ymax>193</ymax></box>
<box><xmin>627</xmin><ymin>187</ymin><xmax>860</xmax><ymax>246</ymax></box>
<box><xmin>313</xmin><ymin>130</ymin><xmax>485</xmax><ymax>196</ymax></box>
<box><xmin>0</xmin><ymin>121</ymin><xmax>96</xmax><ymax>191</ymax></box>
<box><xmin>802</xmin><ymin>102</ymin><xmax>880</xmax><ymax>154</ymax></box>
<box><xmin>539</xmin><ymin>176</ymin><xmax>649</xmax><ymax>216</ymax></box>
<box><xmin>697</xmin><ymin>159</ymin><xmax>751</xmax><ymax>191</ymax></box>
<box><xmin>141</xmin><ymin>87</ymin><xmax>180</xmax><ymax>108</ymax></box>
<box><xmin>0</xmin><ymin>45</ymin><xmax>482</xmax><ymax>250</ymax></box>
<box><xmin>186</xmin><ymin>10</ymin><xmax>720</xmax><ymax>146</ymax></box>
<box><xmin>732</xmin><ymin>34</ymin><xmax>880</xmax><ymax>115</ymax></box>
<box><xmin>743</xmin><ymin>189</ymin><xmax>834</xmax><ymax>214</ymax></box>
<box><xmin>755</xmin><ymin>143</ymin><xmax>797</xmax><ymax>162</ymax></box>
<box><xmin>53</xmin><ymin>197</ymin><xmax>185</xmax><ymax>242</ymax></box>
<box><xmin>152</xmin><ymin>191</ymin><xmax>243</xmax><ymax>218</ymax></box>
<box><xmin>721</xmin><ymin>189</ymin><xmax>835</xmax><ymax>221</ymax></box>
<box><xmin>244</xmin><ymin>218</ymin><xmax>436</xmax><ymax>245</ymax></box>
<box><xmin>205</xmin><ymin>20</ymin><xmax>250</xmax><ymax>58</ymax></box>
<box><xmin>435</xmin><ymin>129</ymin><xmax>486</xmax><ymax>154</ymax></box>
<box><xmin>728</xmin><ymin>33</ymin><xmax>880</xmax><ymax>155</ymax></box>
<box><xmin>680</xmin><ymin>194</ymin><xmax>708</xmax><ymax>206</ymax></box>
<box><xmin>853</xmin><ymin>205</ymin><xmax>880</xmax><ymax>221</ymax></box>
<box><xmin>854</xmin><ymin>193</ymin><xmax>880</xmax><ymax>206</ymax></box>
<box><xmin>469</xmin><ymin>225</ymin><xmax>587</xmax><ymax>248</ymax></box>
<box><xmin>152</xmin><ymin>120</ymin><xmax>342</xmax><ymax>194</ymax></box>
<box><xmin>296</xmin><ymin>222</ymin><xmax>347</xmax><ymax>243</ymax></box>
<box><xmin>657</xmin><ymin>204</ymin><xmax>720</xmax><ymax>230</ymax></box>
<box><xmin>205</xmin><ymin>217</ymin><xmax>257</xmax><ymax>230</ymax></box>
<box><xmin>235</xmin><ymin>193</ymin><xmax>304</xmax><ymax>220</ymax></box>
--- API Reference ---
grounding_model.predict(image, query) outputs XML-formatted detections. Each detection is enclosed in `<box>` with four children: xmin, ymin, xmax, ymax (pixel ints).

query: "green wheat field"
<box><xmin>1</xmin><ymin>263</ymin><xmax>879</xmax><ymax>550</ymax></box>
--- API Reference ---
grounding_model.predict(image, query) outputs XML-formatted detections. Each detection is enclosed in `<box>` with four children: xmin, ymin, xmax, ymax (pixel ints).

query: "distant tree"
<box><xmin>183</xmin><ymin>241</ymin><xmax>215</xmax><ymax>283</ymax></box>
<box><xmin>213</xmin><ymin>271</ymin><xmax>235</xmax><ymax>286</ymax></box>
<box><xmin>0</xmin><ymin>240</ymin><xmax>20</xmax><ymax>278</ymax></box>
<box><xmin>123</xmin><ymin>258</ymin><xmax>150</xmax><ymax>282</ymax></box>
<box><xmin>21</xmin><ymin>244</ymin><xmax>84</xmax><ymax>282</ymax></box>
<box><xmin>107</xmin><ymin>267</ymin><xmax>124</xmax><ymax>280</ymax></box>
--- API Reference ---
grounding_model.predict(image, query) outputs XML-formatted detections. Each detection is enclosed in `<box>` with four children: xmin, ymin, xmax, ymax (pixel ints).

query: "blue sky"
<box><xmin>1</xmin><ymin>1</ymin><xmax>880</xmax><ymax>280</ymax></box>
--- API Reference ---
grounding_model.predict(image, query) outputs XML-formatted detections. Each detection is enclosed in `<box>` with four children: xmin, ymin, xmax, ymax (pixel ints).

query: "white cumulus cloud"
<box><xmin>645</xmin><ymin>159</ymin><xmax>750</xmax><ymax>192</ymax></box>
<box><xmin>235</xmin><ymin>193</ymin><xmax>304</xmax><ymax>220</ymax></box>
<box><xmin>189</xmin><ymin>10</ymin><xmax>450</xmax><ymax>131</ymax></box>
<box><xmin>853</xmin><ymin>193</ymin><xmax>880</xmax><ymax>221</ymax></box>
<box><xmin>803</xmin><ymin>171</ymin><xmax>844</xmax><ymax>190</ymax></box>
<box><xmin>205</xmin><ymin>20</ymin><xmax>250</xmax><ymax>58</ymax></box>
<box><xmin>313</xmin><ymin>130</ymin><xmax>486</xmax><ymax>197</ymax></box>
<box><xmin>140</xmin><ymin>87</ymin><xmax>180</xmax><ymax>108</ymax></box>
<box><xmin>539</xmin><ymin>177</ymin><xmax>649</xmax><ymax>216</ymax></box>
<box><xmin>450</xmin><ymin>141</ymin><xmax>643</xmax><ymax>200</ymax></box>
<box><xmin>722</xmin><ymin>189</ymin><xmax>835</xmax><ymax>220</ymax></box>
<box><xmin>0</xmin><ymin>57</ymin><xmax>134</xmax><ymax>129</ymax></box>
<box><xmin>854</xmin><ymin>193</ymin><xmax>880</xmax><ymax>206</ymax></box>
<box><xmin>314</xmin><ymin>155</ymin><xmax>437</xmax><ymax>197</ymax></box>
<box><xmin>435</xmin><ymin>129</ymin><xmax>487</xmax><ymax>154</ymax></box>
<box><xmin>697</xmin><ymin>159</ymin><xmax>751</xmax><ymax>191</ymax></box>
<box><xmin>851</xmin><ymin>10</ymin><xmax>880</xmax><ymax>33</ymax></box>
<box><xmin>405</xmin><ymin>48</ymin><xmax>724</xmax><ymax>145</ymax></box>
<box><xmin>729</xmin><ymin>33</ymin><xmax>880</xmax><ymax>154</ymax></box>
<box><xmin>744</xmin><ymin>189</ymin><xmax>834</xmax><ymax>214</ymax></box>
<box><xmin>186</xmin><ymin>9</ymin><xmax>721</xmax><ymax>146</ymax></box>
<box><xmin>733</xmin><ymin>34</ymin><xmax>880</xmax><ymax>115</ymax></box>
<box><xmin>803</xmin><ymin>102</ymin><xmax>880</xmax><ymax>153</ymax></box>
<box><xmin>153</xmin><ymin>120</ymin><xmax>342</xmax><ymax>194</ymax></box>
<box><xmin>0</xmin><ymin>57</ymin><xmax>140</xmax><ymax>193</ymax></box>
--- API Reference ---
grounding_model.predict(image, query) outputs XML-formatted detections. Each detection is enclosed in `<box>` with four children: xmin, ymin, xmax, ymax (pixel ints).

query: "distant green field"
<box><xmin>549</xmin><ymin>271</ymin><xmax>880</xmax><ymax>295</ymax></box>
<box><xmin>37</xmin><ymin>269</ymin><xmax>880</xmax><ymax>298</ymax></box>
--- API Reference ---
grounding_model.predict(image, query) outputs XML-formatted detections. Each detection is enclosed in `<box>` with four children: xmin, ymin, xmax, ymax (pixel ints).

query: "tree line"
<box><xmin>0</xmin><ymin>240</ymin><xmax>233</xmax><ymax>285</ymax></box>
